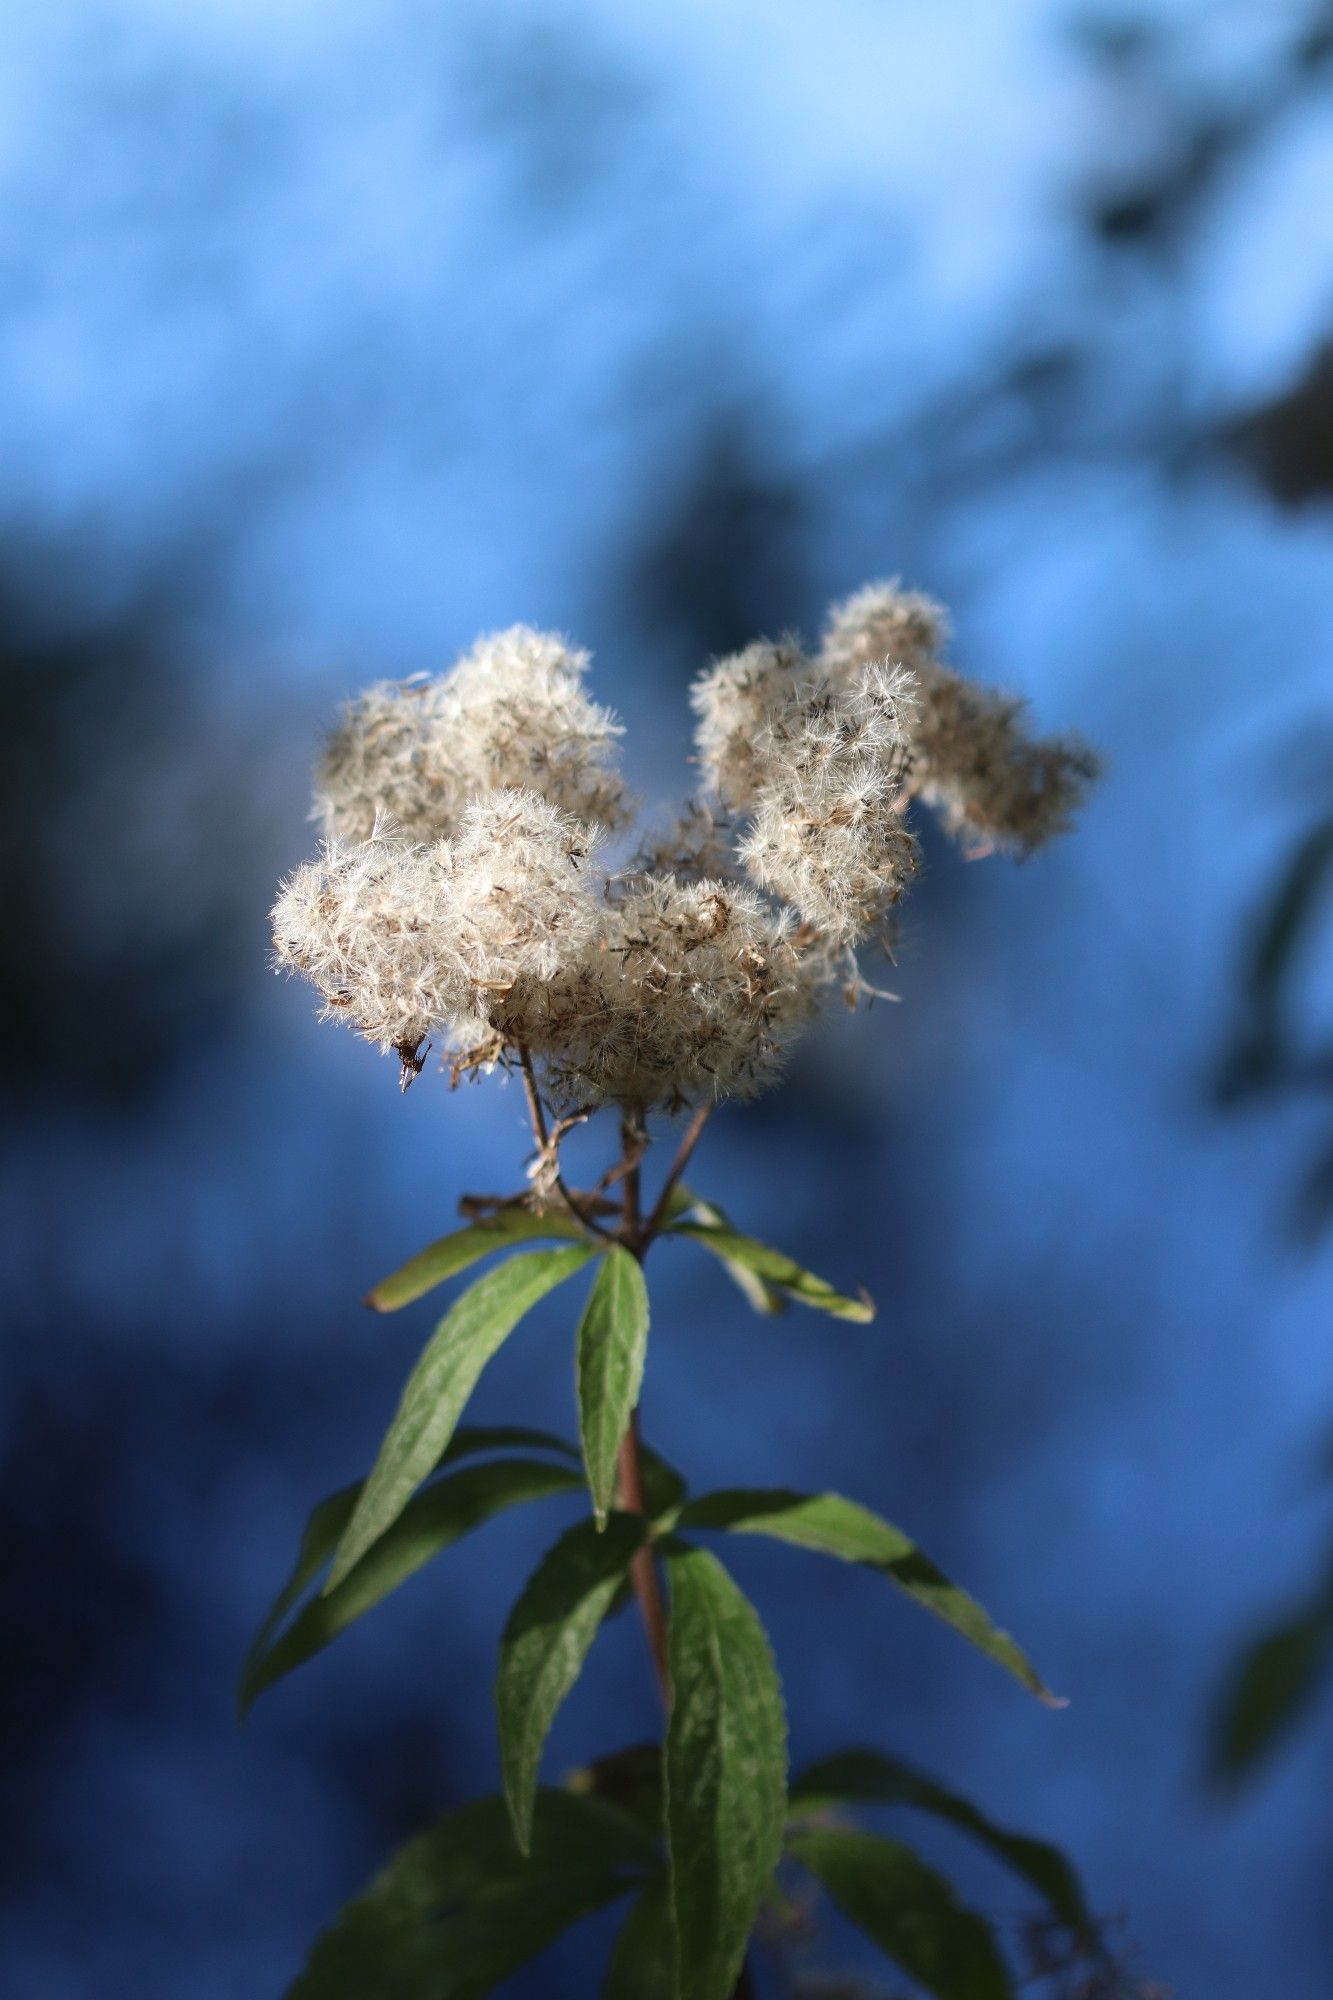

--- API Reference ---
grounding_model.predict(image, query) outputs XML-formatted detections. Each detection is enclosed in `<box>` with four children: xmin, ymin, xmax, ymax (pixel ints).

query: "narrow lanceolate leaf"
<box><xmin>665</xmin><ymin>1544</ymin><xmax>787</xmax><ymax>2000</ymax></box>
<box><xmin>328</xmin><ymin>1246</ymin><xmax>593</xmax><ymax>1591</ymax></box>
<box><xmin>499</xmin><ymin>1514</ymin><xmax>648</xmax><ymax>1853</ymax></box>
<box><xmin>790</xmin><ymin>1749</ymin><xmax>1096</xmax><ymax>1945</ymax></box>
<box><xmin>788</xmin><ymin>1828</ymin><xmax>1013</xmax><ymax>2000</ymax></box>
<box><xmin>664</xmin><ymin>1186</ymin><xmax>786</xmax><ymax>1315</ymax></box>
<box><xmin>576</xmin><ymin>1247</ymin><xmax>651</xmax><ymax>1526</ymax></box>
<box><xmin>287</xmin><ymin>1789</ymin><xmax>655</xmax><ymax>2000</ymax></box>
<box><xmin>366</xmin><ymin>1208</ymin><xmax>586</xmax><ymax>1312</ymax></box>
<box><xmin>603</xmin><ymin>1878</ymin><xmax>676</xmax><ymax>2000</ymax></box>
<box><xmin>672</xmin><ymin>1220</ymin><xmax>873</xmax><ymax>1321</ymax></box>
<box><xmin>240</xmin><ymin>1458</ymin><xmax>582</xmax><ymax>1715</ymax></box>
<box><xmin>679</xmin><ymin>1489</ymin><xmax>1058</xmax><ymax>1704</ymax></box>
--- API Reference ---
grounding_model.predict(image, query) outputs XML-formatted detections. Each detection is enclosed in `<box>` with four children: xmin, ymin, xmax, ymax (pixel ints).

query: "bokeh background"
<box><xmin>4</xmin><ymin>2</ymin><xmax>1333</xmax><ymax>1994</ymax></box>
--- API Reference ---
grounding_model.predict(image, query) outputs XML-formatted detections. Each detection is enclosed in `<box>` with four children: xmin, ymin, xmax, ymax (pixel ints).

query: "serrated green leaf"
<box><xmin>664</xmin><ymin>1543</ymin><xmax>787</xmax><ymax>2000</ymax></box>
<box><xmin>287</xmin><ymin>1789</ymin><xmax>653</xmax><ymax>2000</ymax></box>
<box><xmin>603</xmin><ymin>1877</ymin><xmax>676</xmax><ymax>2000</ymax></box>
<box><xmin>665</xmin><ymin>1186</ymin><xmax>786</xmax><ymax>1315</ymax></box>
<box><xmin>788</xmin><ymin>1827</ymin><xmax>1013</xmax><ymax>2000</ymax></box>
<box><xmin>679</xmin><ymin>1489</ymin><xmax>1057</xmax><ymax>1704</ymax></box>
<box><xmin>499</xmin><ymin>1514</ymin><xmax>648</xmax><ymax>1853</ymax></box>
<box><xmin>328</xmin><ymin>1247</ymin><xmax>593</xmax><ymax>1591</ymax></box>
<box><xmin>240</xmin><ymin>1457</ymin><xmax>582</xmax><ymax>1715</ymax></box>
<box><xmin>672</xmin><ymin>1220</ymin><xmax>872</xmax><ymax>1321</ymax></box>
<box><xmin>567</xmin><ymin>1742</ymin><xmax>664</xmax><ymax>1834</ymax></box>
<box><xmin>576</xmin><ymin>1247</ymin><xmax>651</xmax><ymax>1526</ymax></box>
<box><xmin>790</xmin><ymin>1749</ymin><xmax>1095</xmax><ymax>1945</ymax></box>
<box><xmin>1209</xmin><ymin>1579</ymin><xmax>1333</xmax><ymax>1785</ymax></box>
<box><xmin>366</xmin><ymin>1208</ymin><xmax>587</xmax><ymax>1312</ymax></box>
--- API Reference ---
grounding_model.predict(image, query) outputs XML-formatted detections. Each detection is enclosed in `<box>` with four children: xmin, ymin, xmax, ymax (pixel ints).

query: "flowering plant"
<box><xmin>249</xmin><ymin>584</ymin><xmax>1134</xmax><ymax>1999</ymax></box>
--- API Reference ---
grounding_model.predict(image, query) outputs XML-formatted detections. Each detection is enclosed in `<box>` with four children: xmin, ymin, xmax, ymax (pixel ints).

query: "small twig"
<box><xmin>640</xmin><ymin>1100</ymin><xmax>714</xmax><ymax>1247</ymax></box>
<box><xmin>616</xmin><ymin>1415</ymin><xmax>671</xmax><ymax>1707</ymax></box>
<box><xmin>515</xmin><ymin>1046</ymin><xmax>617</xmax><ymax>1244</ymax></box>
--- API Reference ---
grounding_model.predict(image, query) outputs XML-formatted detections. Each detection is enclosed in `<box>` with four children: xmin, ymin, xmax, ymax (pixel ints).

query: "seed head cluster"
<box><xmin>273</xmin><ymin>593</ymin><xmax>1097</xmax><ymax>1107</ymax></box>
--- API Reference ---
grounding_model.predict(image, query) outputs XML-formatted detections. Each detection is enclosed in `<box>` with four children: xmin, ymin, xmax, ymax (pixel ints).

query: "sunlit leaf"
<box><xmin>240</xmin><ymin>1457</ymin><xmax>582</xmax><ymax>1714</ymax></box>
<box><xmin>664</xmin><ymin>1185</ymin><xmax>786</xmax><ymax>1315</ymax></box>
<box><xmin>499</xmin><ymin>1514</ymin><xmax>648</xmax><ymax>1853</ymax></box>
<box><xmin>286</xmin><ymin>1789</ymin><xmax>654</xmax><ymax>2000</ymax></box>
<box><xmin>576</xmin><ymin>1247</ymin><xmax>651</xmax><ymax>1526</ymax></box>
<box><xmin>664</xmin><ymin>1543</ymin><xmax>787</xmax><ymax>2000</ymax></box>
<box><xmin>328</xmin><ymin>1246</ymin><xmax>593</xmax><ymax>1590</ymax></box>
<box><xmin>672</xmin><ymin>1220</ymin><xmax>873</xmax><ymax>1321</ymax></box>
<box><xmin>679</xmin><ymin>1488</ymin><xmax>1058</xmax><ymax>1703</ymax></box>
<box><xmin>366</xmin><ymin>1209</ymin><xmax>586</xmax><ymax>1312</ymax></box>
<box><xmin>790</xmin><ymin>1748</ymin><xmax>1095</xmax><ymax>1944</ymax></box>
<box><xmin>788</xmin><ymin>1827</ymin><xmax>1013</xmax><ymax>2000</ymax></box>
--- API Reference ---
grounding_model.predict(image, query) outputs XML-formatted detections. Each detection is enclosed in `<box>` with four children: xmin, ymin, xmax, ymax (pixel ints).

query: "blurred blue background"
<box><xmin>3</xmin><ymin>2</ymin><xmax>1333</xmax><ymax>1994</ymax></box>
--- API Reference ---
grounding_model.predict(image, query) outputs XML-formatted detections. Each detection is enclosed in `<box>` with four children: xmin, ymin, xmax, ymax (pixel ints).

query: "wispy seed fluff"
<box><xmin>820</xmin><ymin>581</ymin><xmax>1100</xmax><ymax>855</ymax></box>
<box><xmin>315</xmin><ymin>626</ymin><xmax>627</xmax><ymax>846</ymax></box>
<box><xmin>274</xmin><ymin>580</ymin><xmax>1098</xmax><ymax>1109</ymax></box>
<box><xmin>513</xmin><ymin>875</ymin><xmax>821</xmax><ymax>1112</ymax></box>
<box><xmin>272</xmin><ymin>791</ymin><xmax>600</xmax><ymax>1082</ymax></box>
<box><xmin>739</xmin><ymin>666</ymin><xmax>919</xmax><ymax>944</ymax></box>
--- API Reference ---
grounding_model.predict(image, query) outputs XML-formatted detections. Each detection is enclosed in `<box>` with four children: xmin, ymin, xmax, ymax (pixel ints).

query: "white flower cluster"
<box><xmin>273</xmin><ymin>594</ymin><xmax>1096</xmax><ymax>1108</ymax></box>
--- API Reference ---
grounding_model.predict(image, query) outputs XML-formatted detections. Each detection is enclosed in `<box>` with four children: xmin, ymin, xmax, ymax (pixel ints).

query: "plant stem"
<box><xmin>616</xmin><ymin>1414</ymin><xmax>671</xmax><ymax>1706</ymax></box>
<box><xmin>640</xmin><ymin>1099</ymin><xmax>713</xmax><ymax>1247</ymax></box>
<box><xmin>515</xmin><ymin>1045</ymin><xmax>616</xmax><ymax>1243</ymax></box>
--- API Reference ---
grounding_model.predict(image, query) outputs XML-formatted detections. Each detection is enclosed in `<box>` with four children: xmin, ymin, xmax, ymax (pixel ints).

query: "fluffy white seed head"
<box><xmin>632</xmin><ymin>799</ymin><xmax>740</xmax><ymax>884</ymax></box>
<box><xmin>272</xmin><ymin>790</ymin><xmax>601</xmax><ymax>1082</ymax></box>
<box><xmin>315</xmin><ymin>626</ymin><xmax>626</xmax><ymax>845</ymax></box>
<box><xmin>510</xmin><ymin>873</ymin><xmax>823</xmax><ymax>1112</ymax></box>
<box><xmin>820</xmin><ymin>580</ymin><xmax>1099</xmax><ymax>855</ymax></box>
<box><xmin>689</xmin><ymin>638</ymin><xmax>807</xmax><ymax>812</ymax></box>
<box><xmin>739</xmin><ymin>665</ymin><xmax>920</xmax><ymax>944</ymax></box>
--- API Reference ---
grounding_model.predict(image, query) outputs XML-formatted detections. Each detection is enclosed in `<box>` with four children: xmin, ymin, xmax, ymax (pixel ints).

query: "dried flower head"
<box><xmin>690</xmin><ymin>638</ymin><xmax>807</xmax><ymax>813</ymax></box>
<box><xmin>516</xmin><ymin>874</ymin><xmax>821</xmax><ymax>1112</ymax></box>
<box><xmin>820</xmin><ymin>581</ymin><xmax>1100</xmax><ymax>855</ymax></box>
<box><xmin>739</xmin><ymin>665</ymin><xmax>919</xmax><ymax>943</ymax></box>
<box><xmin>272</xmin><ymin>790</ymin><xmax>600</xmax><ymax>1083</ymax></box>
<box><xmin>316</xmin><ymin>626</ymin><xmax>626</xmax><ymax>845</ymax></box>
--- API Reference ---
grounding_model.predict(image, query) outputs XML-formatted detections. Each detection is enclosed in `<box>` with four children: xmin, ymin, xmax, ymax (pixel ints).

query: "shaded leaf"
<box><xmin>576</xmin><ymin>1247</ymin><xmax>651</xmax><ymax>1526</ymax></box>
<box><xmin>287</xmin><ymin>1789</ymin><xmax>653</xmax><ymax>2000</ymax></box>
<box><xmin>603</xmin><ymin>1877</ymin><xmax>676</xmax><ymax>2000</ymax></box>
<box><xmin>328</xmin><ymin>1246</ymin><xmax>593</xmax><ymax>1590</ymax></box>
<box><xmin>672</xmin><ymin>1220</ymin><xmax>872</xmax><ymax>1321</ymax></box>
<box><xmin>788</xmin><ymin>1827</ymin><xmax>1013</xmax><ymax>2000</ymax></box>
<box><xmin>637</xmin><ymin>1438</ymin><xmax>689</xmax><ymax>1519</ymax></box>
<box><xmin>499</xmin><ymin>1514</ymin><xmax>648</xmax><ymax>1853</ymax></box>
<box><xmin>790</xmin><ymin>1748</ymin><xmax>1095</xmax><ymax>1944</ymax></box>
<box><xmin>366</xmin><ymin>1208</ymin><xmax>586</xmax><ymax>1312</ymax></box>
<box><xmin>1209</xmin><ymin>1579</ymin><xmax>1333</xmax><ymax>1785</ymax></box>
<box><xmin>679</xmin><ymin>1488</ymin><xmax>1058</xmax><ymax>1704</ymax></box>
<box><xmin>568</xmin><ymin>1742</ymin><xmax>663</xmax><ymax>1833</ymax></box>
<box><xmin>241</xmin><ymin>1458</ymin><xmax>582</xmax><ymax>1714</ymax></box>
<box><xmin>665</xmin><ymin>1185</ymin><xmax>786</xmax><ymax>1315</ymax></box>
<box><xmin>665</xmin><ymin>1543</ymin><xmax>787</xmax><ymax>2000</ymax></box>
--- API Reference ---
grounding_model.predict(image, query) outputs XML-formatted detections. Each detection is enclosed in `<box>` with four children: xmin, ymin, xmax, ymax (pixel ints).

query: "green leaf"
<box><xmin>328</xmin><ymin>1246</ymin><xmax>593</xmax><ymax>1590</ymax></box>
<box><xmin>790</xmin><ymin>1749</ymin><xmax>1096</xmax><ymax>1945</ymax></box>
<box><xmin>287</xmin><ymin>1789</ymin><xmax>654</xmax><ymax>2000</ymax></box>
<box><xmin>788</xmin><ymin>1827</ymin><xmax>1013</xmax><ymax>2000</ymax></box>
<box><xmin>679</xmin><ymin>1489</ymin><xmax>1058</xmax><ymax>1704</ymax></box>
<box><xmin>568</xmin><ymin>1742</ymin><xmax>664</xmax><ymax>1834</ymax></box>
<box><xmin>499</xmin><ymin>1513</ymin><xmax>648</xmax><ymax>1853</ymax></box>
<box><xmin>603</xmin><ymin>1878</ymin><xmax>676</xmax><ymax>2000</ymax></box>
<box><xmin>1209</xmin><ymin>1581</ymin><xmax>1333</xmax><ymax>1785</ymax></box>
<box><xmin>576</xmin><ymin>1247</ymin><xmax>651</xmax><ymax>1527</ymax></box>
<box><xmin>672</xmin><ymin>1220</ymin><xmax>873</xmax><ymax>1321</ymax></box>
<box><xmin>366</xmin><ymin>1208</ymin><xmax>586</xmax><ymax>1312</ymax></box>
<box><xmin>664</xmin><ymin>1186</ymin><xmax>786</xmax><ymax>1315</ymax></box>
<box><xmin>664</xmin><ymin>1543</ymin><xmax>787</xmax><ymax>2000</ymax></box>
<box><xmin>240</xmin><ymin>1457</ymin><xmax>582</xmax><ymax>1715</ymax></box>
